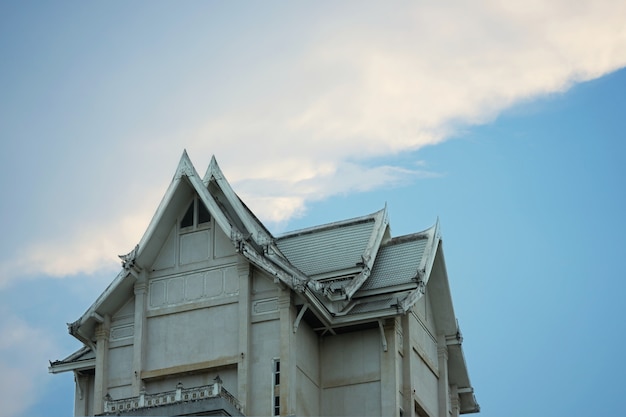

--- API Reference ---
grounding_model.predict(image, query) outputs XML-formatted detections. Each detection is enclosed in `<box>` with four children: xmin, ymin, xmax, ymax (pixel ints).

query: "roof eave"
<box><xmin>49</xmin><ymin>358</ymin><xmax>96</xmax><ymax>374</ymax></box>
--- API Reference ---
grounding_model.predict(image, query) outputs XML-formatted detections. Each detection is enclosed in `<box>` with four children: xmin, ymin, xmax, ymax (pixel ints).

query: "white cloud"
<box><xmin>2</xmin><ymin>1</ymin><xmax>626</xmax><ymax>282</ymax></box>
<box><xmin>0</xmin><ymin>208</ymin><xmax>153</xmax><ymax>287</ymax></box>
<box><xmin>0</xmin><ymin>311</ymin><xmax>59</xmax><ymax>417</ymax></box>
<box><xmin>185</xmin><ymin>0</ymin><xmax>626</xmax><ymax>184</ymax></box>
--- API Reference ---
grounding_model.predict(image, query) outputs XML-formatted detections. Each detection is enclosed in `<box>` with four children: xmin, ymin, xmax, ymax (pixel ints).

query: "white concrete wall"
<box><xmin>107</xmin><ymin>345</ymin><xmax>133</xmax><ymax>399</ymax></box>
<box><xmin>296</xmin><ymin>319</ymin><xmax>320</xmax><ymax>416</ymax></box>
<box><xmin>321</xmin><ymin>329</ymin><xmax>382</xmax><ymax>416</ymax></box>
<box><xmin>145</xmin><ymin>302</ymin><xmax>239</xmax><ymax>371</ymax></box>
<box><xmin>248</xmin><ymin>318</ymin><xmax>280</xmax><ymax>416</ymax></box>
<box><xmin>409</xmin><ymin>292</ymin><xmax>440</xmax><ymax>417</ymax></box>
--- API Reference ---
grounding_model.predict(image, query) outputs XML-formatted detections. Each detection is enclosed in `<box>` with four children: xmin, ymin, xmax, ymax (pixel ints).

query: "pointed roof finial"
<box><xmin>203</xmin><ymin>154</ymin><xmax>224</xmax><ymax>183</ymax></box>
<box><xmin>174</xmin><ymin>149</ymin><xmax>196</xmax><ymax>180</ymax></box>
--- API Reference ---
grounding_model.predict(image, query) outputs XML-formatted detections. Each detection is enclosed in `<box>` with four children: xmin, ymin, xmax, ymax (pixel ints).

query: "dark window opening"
<box><xmin>273</xmin><ymin>359</ymin><xmax>280</xmax><ymax>416</ymax></box>
<box><xmin>180</xmin><ymin>197</ymin><xmax>211</xmax><ymax>230</ymax></box>
<box><xmin>198</xmin><ymin>199</ymin><xmax>211</xmax><ymax>224</ymax></box>
<box><xmin>274</xmin><ymin>360</ymin><xmax>280</xmax><ymax>385</ymax></box>
<box><xmin>181</xmin><ymin>201</ymin><xmax>194</xmax><ymax>228</ymax></box>
<box><xmin>273</xmin><ymin>396</ymin><xmax>280</xmax><ymax>416</ymax></box>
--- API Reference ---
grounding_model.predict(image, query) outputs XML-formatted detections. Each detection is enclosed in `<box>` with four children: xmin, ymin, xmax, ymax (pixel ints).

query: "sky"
<box><xmin>1</xmin><ymin>2</ymin><xmax>625</xmax><ymax>416</ymax></box>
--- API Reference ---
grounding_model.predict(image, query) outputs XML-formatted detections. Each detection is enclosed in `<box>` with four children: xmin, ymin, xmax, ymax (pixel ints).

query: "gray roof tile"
<box><xmin>276</xmin><ymin>218</ymin><xmax>375</xmax><ymax>276</ymax></box>
<box><xmin>360</xmin><ymin>236</ymin><xmax>427</xmax><ymax>291</ymax></box>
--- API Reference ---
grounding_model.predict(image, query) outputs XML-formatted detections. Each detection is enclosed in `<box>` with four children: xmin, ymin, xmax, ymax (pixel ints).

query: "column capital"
<box><xmin>134</xmin><ymin>280</ymin><xmax>148</xmax><ymax>294</ymax></box>
<box><xmin>95</xmin><ymin>326</ymin><xmax>110</xmax><ymax>341</ymax></box>
<box><xmin>237</xmin><ymin>262</ymin><xmax>250</xmax><ymax>276</ymax></box>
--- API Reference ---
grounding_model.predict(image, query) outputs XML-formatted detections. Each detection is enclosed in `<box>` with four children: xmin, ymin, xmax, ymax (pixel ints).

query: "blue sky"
<box><xmin>1</xmin><ymin>2</ymin><xmax>625</xmax><ymax>416</ymax></box>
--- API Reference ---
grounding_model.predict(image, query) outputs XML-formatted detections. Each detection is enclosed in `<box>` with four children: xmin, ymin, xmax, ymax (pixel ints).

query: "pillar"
<box><xmin>437</xmin><ymin>335</ymin><xmax>450</xmax><ymax>417</ymax></box>
<box><xmin>93</xmin><ymin>315</ymin><xmax>111</xmax><ymax>415</ymax></box>
<box><xmin>132</xmin><ymin>278</ymin><xmax>147</xmax><ymax>395</ymax></box>
<box><xmin>380</xmin><ymin>318</ymin><xmax>401</xmax><ymax>417</ymax></box>
<box><xmin>401</xmin><ymin>314</ymin><xmax>415</xmax><ymax>417</ymax></box>
<box><xmin>278</xmin><ymin>286</ymin><xmax>295</xmax><ymax>416</ymax></box>
<box><xmin>237</xmin><ymin>262</ymin><xmax>251</xmax><ymax>412</ymax></box>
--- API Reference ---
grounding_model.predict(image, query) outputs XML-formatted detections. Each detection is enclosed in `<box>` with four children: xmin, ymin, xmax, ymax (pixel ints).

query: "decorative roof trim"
<box><xmin>343</xmin><ymin>208</ymin><xmax>389</xmax><ymax>301</ymax></box>
<box><xmin>174</xmin><ymin>149</ymin><xmax>196</xmax><ymax>180</ymax></box>
<box><xmin>400</xmin><ymin>220</ymin><xmax>441</xmax><ymax>312</ymax></box>
<box><xmin>203</xmin><ymin>155</ymin><xmax>273</xmax><ymax>247</ymax></box>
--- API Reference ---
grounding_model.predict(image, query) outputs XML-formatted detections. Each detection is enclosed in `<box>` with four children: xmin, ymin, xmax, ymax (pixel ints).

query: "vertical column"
<box><xmin>93</xmin><ymin>315</ymin><xmax>111</xmax><ymax>415</ymax></box>
<box><xmin>401</xmin><ymin>314</ymin><xmax>415</xmax><ymax>417</ymax></box>
<box><xmin>278</xmin><ymin>286</ymin><xmax>295</xmax><ymax>416</ymax></box>
<box><xmin>380</xmin><ymin>318</ymin><xmax>400</xmax><ymax>417</ymax></box>
<box><xmin>237</xmin><ymin>262</ymin><xmax>251</xmax><ymax>413</ymax></box>
<box><xmin>132</xmin><ymin>278</ymin><xmax>147</xmax><ymax>395</ymax></box>
<box><xmin>437</xmin><ymin>335</ymin><xmax>450</xmax><ymax>417</ymax></box>
<box><xmin>449</xmin><ymin>385</ymin><xmax>460</xmax><ymax>417</ymax></box>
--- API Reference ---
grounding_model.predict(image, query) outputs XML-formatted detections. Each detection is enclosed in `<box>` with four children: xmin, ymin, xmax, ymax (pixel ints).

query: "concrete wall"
<box><xmin>106</xmin><ymin>297</ymin><xmax>135</xmax><ymax>400</ymax></box>
<box><xmin>296</xmin><ymin>319</ymin><xmax>320</xmax><ymax>417</ymax></box>
<box><xmin>321</xmin><ymin>329</ymin><xmax>382</xmax><ymax>416</ymax></box>
<box><xmin>408</xmin><ymin>292</ymin><xmax>440</xmax><ymax>417</ymax></box>
<box><xmin>248</xmin><ymin>318</ymin><xmax>280</xmax><ymax>416</ymax></box>
<box><xmin>145</xmin><ymin>302</ymin><xmax>239</xmax><ymax>371</ymax></box>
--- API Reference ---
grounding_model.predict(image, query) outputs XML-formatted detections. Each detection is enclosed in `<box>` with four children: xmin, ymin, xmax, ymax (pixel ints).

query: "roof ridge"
<box><xmin>276</xmin><ymin>208</ymin><xmax>386</xmax><ymax>239</ymax></box>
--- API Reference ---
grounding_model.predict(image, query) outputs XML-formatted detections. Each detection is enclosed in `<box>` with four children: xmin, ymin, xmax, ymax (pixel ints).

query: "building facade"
<box><xmin>50</xmin><ymin>152</ymin><xmax>479</xmax><ymax>417</ymax></box>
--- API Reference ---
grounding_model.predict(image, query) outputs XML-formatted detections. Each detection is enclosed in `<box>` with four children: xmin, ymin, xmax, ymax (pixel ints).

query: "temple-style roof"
<box><xmin>50</xmin><ymin>152</ymin><xmax>478</xmax><ymax>412</ymax></box>
<box><xmin>59</xmin><ymin>150</ymin><xmax>451</xmax><ymax>335</ymax></box>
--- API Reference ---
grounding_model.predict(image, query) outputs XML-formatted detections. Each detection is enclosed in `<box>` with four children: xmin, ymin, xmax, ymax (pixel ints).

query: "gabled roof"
<box><xmin>62</xmin><ymin>151</ymin><xmax>462</xmax><ymax>355</ymax></box>
<box><xmin>51</xmin><ymin>152</ymin><xmax>478</xmax><ymax>410</ymax></box>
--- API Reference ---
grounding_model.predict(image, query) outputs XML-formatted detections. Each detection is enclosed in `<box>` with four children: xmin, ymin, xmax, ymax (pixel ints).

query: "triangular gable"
<box><xmin>69</xmin><ymin>151</ymin><xmax>310</xmax><ymax>344</ymax></box>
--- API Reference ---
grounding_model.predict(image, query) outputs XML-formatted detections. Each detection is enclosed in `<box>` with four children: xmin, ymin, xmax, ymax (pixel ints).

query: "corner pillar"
<box><xmin>132</xmin><ymin>278</ymin><xmax>147</xmax><ymax>395</ymax></box>
<box><xmin>93</xmin><ymin>315</ymin><xmax>111</xmax><ymax>415</ymax></box>
<box><xmin>437</xmin><ymin>335</ymin><xmax>450</xmax><ymax>417</ymax></box>
<box><xmin>380</xmin><ymin>318</ymin><xmax>401</xmax><ymax>417</ymax></box>
<box><xmin>401</xmin><ymin>314</ymin><xmax>415</xmax><ymax>417</ymax></box>
<box><xmin>450</xmin><ymin>385</ymin><xmax>460</xmax><ymax>417</ymax></box>
<box><xmin>278</xmin><ymin>287</ymin><xmax>296</xmax><ymax>416</ymax></box>
<box><xmin>237</xmin><ymin>262</ymin><xmax>251</xmax><ymax>413</ymax></box>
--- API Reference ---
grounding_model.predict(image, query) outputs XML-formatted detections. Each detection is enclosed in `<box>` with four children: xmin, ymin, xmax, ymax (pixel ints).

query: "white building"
<box><xmin>50</xmin><ymin>152</ymin><xmax>479</xmax><ymax>417</ymax></box>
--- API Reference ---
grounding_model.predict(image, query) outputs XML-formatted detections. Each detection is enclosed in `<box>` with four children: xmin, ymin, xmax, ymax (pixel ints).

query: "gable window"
<box><xmin>180</xmin><ymin>197</ymin><xmax>211</xmax><ymax>231</ymax></box>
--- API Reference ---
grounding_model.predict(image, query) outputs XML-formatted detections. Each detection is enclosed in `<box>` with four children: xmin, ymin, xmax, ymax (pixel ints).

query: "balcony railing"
<box><xmin>103</xmin><ymin>378</ymin><xmax>242</xmax><ymax>415</ymax></box>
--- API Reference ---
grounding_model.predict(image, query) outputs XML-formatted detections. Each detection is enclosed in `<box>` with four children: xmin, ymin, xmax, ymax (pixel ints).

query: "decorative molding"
<box><xmin>110</xmin><ymin>324</ymin><xmax>134</xmax><ymax>341</ymax></box>
<box><xmin>252</xmin><ymin>298</ymin><xmax>278</xmax><ymax>315</ymax></box>
<box><xmin>174</xmin><ymin>151</ymin><xmax>196</xmax><ymax>180</ymax></box>
<box><xmin>149</xmin><ymin>266</ymin><xmax>239</xmax><ymax>310</ymax></box>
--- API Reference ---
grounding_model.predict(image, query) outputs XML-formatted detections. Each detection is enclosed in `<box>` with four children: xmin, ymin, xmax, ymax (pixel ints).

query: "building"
<box><xmin>49</xmin><ymin>151</ymin><xmax>479</xmax><ymax>417</ymax></box>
